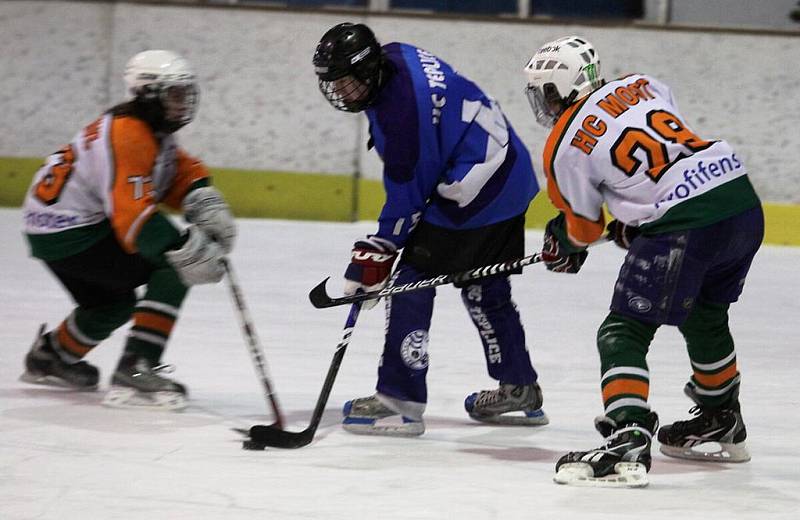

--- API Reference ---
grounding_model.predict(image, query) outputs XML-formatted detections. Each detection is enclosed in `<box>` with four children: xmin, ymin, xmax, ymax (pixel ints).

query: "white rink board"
<box><xmin>1</xmin><ymin>207</ymin><xmax>799</xmax><ymax>519</ymax></box>
<box><xmin>0</xmin><ymin>1</ymin><xmax>799</xmax><ymax>202</ymax></box>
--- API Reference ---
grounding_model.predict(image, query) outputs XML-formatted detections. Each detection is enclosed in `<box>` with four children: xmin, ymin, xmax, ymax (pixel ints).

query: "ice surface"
<box><xmin>1</xmin><ymin>208</ymin><xmax>798</xmax><ymax>519</ymax></box>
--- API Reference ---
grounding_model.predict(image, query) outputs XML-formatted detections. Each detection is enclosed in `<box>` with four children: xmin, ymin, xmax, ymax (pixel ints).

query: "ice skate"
<box><xmin>553</xmin><ymin>412</ymin><xmax>658</xmax><ymax>488</ymax></box>
<box><xmin>19</xmin><ymin>324</ymin><xmax>99</xmax><ymax>390</ymax></box>
<box><xmin>342</xmin><ymin>395</ymin><xmax>425</xmax><ymax>437</ymax></box>
<box><xmin>464</xmin><ymin>383</ymin><xmax>548</xmax><ymax>425</ymax></box>
<box><xmin>658</xmin><ymin>383</ymin><xmax>750</xmax><ymax>462</ymax></box>
<box><xmin>103</xmin><ymin>354</ymin><xmax>188</xmax><ymax>411</ymax></box>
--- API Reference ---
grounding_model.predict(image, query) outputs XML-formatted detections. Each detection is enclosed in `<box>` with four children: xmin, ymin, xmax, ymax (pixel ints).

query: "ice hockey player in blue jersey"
<box><xmin>312</xmin><ymin>22</ymin><xmax>548</xmax><ymax>436</ymax></box>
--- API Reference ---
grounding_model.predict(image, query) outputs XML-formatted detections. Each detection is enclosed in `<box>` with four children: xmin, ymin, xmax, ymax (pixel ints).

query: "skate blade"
<box><xmin>660</xmin><ymin>442</ymin><xmax>750</xmax><ymax>463</ymax></box>
<box><xmin>553</xmin><ymin>462</ymin><xmax>649</xmax><ymax>488</ymax></box>
<box><xmin>102</xmin><ymin>387</ymin><xmax>187</xmax><ymax>411</ymax></box>
<box><xmin>19</xmin><ymin>372</ymin><xmax>97</xmax><ymax>391</ymax></box>
<box><xmin>469</xmin><ymin>408</ymin><xmax>549</xmax><ymax>426</ymax></box>
<box><xmin>342</xmin><ymin>416</ymin><xmax>425</xmax><ymax>437</ymax></box>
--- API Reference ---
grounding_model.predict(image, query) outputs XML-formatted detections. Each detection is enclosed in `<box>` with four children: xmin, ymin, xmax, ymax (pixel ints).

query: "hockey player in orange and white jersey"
<box><xmin>20</xmin><ymin>50</ymin><xmax>236</xmax><ymax>410</ymax></box>
<box><xmin>523</xmin><ymin>36</ymin><xmax>763</xmax><ymax>487</ymax></box>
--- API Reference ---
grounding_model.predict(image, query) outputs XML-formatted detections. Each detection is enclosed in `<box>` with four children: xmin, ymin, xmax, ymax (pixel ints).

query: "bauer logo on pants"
<box><xmin>400</xmin><ymin>330</ymin><xmax>429</xmax><ymax>370</ymax></box>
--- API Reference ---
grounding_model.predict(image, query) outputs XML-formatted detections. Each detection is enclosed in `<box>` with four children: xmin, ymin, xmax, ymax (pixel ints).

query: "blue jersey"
<box><xmin>366</xmin><ymin>43</ymin><xmax>539</xmax><ymax>248</ymax></box>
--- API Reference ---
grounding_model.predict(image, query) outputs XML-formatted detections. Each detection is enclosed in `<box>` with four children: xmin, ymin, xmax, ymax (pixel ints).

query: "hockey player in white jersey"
<box><xmin>524</xmin><ymin>36</ymin><xmax>763</xmax><ymax>487</ymax></box>
<box><xmin>20</xmin><ymin>50</ymin><xmax>236</xmax><ymax>410</ymax></box>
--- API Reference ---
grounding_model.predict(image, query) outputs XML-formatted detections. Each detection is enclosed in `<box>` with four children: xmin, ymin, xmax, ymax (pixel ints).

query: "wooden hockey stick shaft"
<box><xmin>222</xmin><ymin>259</ymin><xmax>285</xmax><ymax>429</ymax></box>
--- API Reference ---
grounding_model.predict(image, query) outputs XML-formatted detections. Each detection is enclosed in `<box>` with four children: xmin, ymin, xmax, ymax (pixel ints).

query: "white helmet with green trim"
<box><xmin>524</xmin><ymin>36</ymin><xmax>603</xmax><ymax>127</ymax></box>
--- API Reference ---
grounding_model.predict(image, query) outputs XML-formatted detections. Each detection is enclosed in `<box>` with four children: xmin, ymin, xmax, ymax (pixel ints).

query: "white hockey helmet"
<box><xmin>523</xmin><ymin>36</ymin><xmax>603</xmax><ymax>127</ymax></box>
<box><xmin>124</xmin><ymin>50</ymin><xmax>198</xmax><ymax>129</ymax></box>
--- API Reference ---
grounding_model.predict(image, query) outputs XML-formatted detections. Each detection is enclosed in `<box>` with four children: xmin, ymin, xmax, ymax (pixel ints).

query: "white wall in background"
<box><xmin>669</xmin><ymin>0</ymin><xmax>800</xmax><ymax>30</ymax></box>
<box><xmin>1</xmin><ymin>1</ymin><xmax>798</xmax><ymax>202</ymax></box>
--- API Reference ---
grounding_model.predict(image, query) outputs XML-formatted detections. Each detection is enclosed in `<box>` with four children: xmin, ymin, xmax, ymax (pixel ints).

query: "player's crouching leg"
<box><xmin>103</xmin><ymin>266</ymin><xmax>192</xmax><ymax>411</ymax></box>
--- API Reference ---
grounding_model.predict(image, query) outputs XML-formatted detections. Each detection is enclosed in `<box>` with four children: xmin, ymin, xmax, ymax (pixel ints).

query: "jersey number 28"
<box><xmin>610</xmin><ymin>109</ymin><xmax>713</xmax><ymax>182</ymax></box>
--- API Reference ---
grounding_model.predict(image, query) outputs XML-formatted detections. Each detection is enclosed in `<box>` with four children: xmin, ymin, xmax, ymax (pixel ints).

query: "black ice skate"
<box><xmin>554</xmin><ymin>411</ymin><xmax>658</xmax><ymax>488</ymax></box>
<box><xmin>342</xmin><ymin>394</ymin><xmax>425</xmax><ymax>437</ymax></box>
<box><xmin>102</xmin><ymin>353</ymin><xmax>188</xmax><ymax>411</ymax></box>
<box><xmin>464</xmin><ymin>382</ymin><xmax>548</xmax><ymax>425</ymax></box>
<box><xmin>19</xmin><ymin>324</ymin><xmax>99</xmax><ymax>390</ymax></box>
<box><xmin>658</xmin><ymin>383</ymin><xmax>750</xmax><ymax>462</ymax></box>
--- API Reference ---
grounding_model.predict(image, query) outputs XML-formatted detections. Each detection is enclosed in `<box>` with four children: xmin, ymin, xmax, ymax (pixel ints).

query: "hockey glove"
<box><xmin>606</xmin><ymin>219</ymin><xmax>640</xmax><ymax>250</ymax></box>
<box><xmin>541</xmin><ymin>214</ymin><xmax>588</xmax><ymax>274</ymax></box>
<box><xmin>183</xmin><ymin>186</ymin><xmax>237</xmax><ymax>254</ymax></box>
<box><xmin>165</xmin><ymin>226</ymin><xmax>226</xmax><ymax>286</ymax></box>
<box><xmin>344</xmin><ymin>236</ymin><xmax>398</xmax><ymax>310</ymax></box>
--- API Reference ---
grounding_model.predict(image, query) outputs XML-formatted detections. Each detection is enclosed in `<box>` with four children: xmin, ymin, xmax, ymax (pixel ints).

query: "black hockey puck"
<box><xmin>242</xmin><ymin>439</ymin><xmax>267</xmax><ymax>451</ymax></box>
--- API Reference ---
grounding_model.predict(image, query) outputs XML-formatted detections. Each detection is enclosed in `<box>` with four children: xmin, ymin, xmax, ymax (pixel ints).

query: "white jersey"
<box><xmin>543</xmin><ymin>73</ymin><xmax>748</xmax><ymax>244</ymax></box>
<box><xmin>23</xmin><ymin>112</ymin><xmax>208</xmax><ymax>255</ymax></box>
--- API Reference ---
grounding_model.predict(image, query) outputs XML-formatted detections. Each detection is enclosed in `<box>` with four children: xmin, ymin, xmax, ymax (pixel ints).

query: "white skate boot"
<box><xmin>342</xmin><ymin>394</ymin><xmax>425</xmax><ymax>437</ymax></box>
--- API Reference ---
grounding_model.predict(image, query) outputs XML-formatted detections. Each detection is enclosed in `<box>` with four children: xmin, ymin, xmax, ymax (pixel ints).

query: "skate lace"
<box><xmin>475</xmin><ymin>388</ymin><xmax>508</xmax><ymax>407</ymax></box>
<box><xmin>131</xmin><ymin>363</ymin><xmax>175</xmax><ymax>380</ymax></box>
<box><xmin>670</xmin><ymin>405</ymin><xmax>710</xmax><ymax>434</ymax></box>
<box><xmin>600</xmin><ymin>424</ymin><xmax>650</xmax><ymax>450</ymax></box>
<box><xmin>600</xmin><ymin>428</ymin><xmax>626</xmax><ymax>449</ymax></box>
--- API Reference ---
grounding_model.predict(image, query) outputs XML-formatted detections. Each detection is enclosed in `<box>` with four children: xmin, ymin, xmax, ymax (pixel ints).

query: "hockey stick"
<box><xmin>309</xmin><ymin>235</ymin><xmax>614</xmax><ymax>309</ymax></box>
<box><xmin>309</xmin><ymin>252</ymin><xmax>545</xmax><ymax>309</ymax></box>
<box><xmin>222</xmin><ymin>258</ymin><xmax>285</xmax><ymax>430</ymax></box>
<box><xmin>243</xmin><ymin>302</ymin><xmax>362</xmax><ymax>449</ymax></box>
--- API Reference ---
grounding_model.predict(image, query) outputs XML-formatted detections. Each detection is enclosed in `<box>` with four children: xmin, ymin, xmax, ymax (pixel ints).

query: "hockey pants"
<box><xmin>43</xmin><ymin>232</ymin><xmax>188</xmax><ymax>365</ymax></box>
<box><xmin>376</xmin><ymin>263</ymin><xmax>538</xmax><ymax>416</ymax></box>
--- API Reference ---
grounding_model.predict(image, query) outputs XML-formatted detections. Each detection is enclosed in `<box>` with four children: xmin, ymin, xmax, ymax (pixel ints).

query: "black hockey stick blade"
<box><xmin>309</xmin><ymin>277</ymin><xmax>339</xmax><ymax>308</ymax></box>
<box><xmin>309</xmin><ymin>277</ymin><xmax>375</xmax><ymax>308</ymax></box>
<box><xmin>234</xmin><ymin>423</ymin><xmax>312</xmax><ymax>450</ymax></box>
<box><xmin>232</xmin><ymin>427</ymin><xmax>271</xmax><ymax>451</ymax></box>
<box><xmin>246</xmin><ymin>423</ymin><xmax>315</xmax><ymax>449</ymax></box>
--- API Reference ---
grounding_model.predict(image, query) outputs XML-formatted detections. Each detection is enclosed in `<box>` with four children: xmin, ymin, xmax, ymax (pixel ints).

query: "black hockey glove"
<box><xmin>541</xmin><ymin>214</ymin><xmax>588</xmax><ymax>274</ymax></box>
<box><xmin>606</xmin><ymin>219</ymin><xmax>640</xmax><ymax>250</ymax></box>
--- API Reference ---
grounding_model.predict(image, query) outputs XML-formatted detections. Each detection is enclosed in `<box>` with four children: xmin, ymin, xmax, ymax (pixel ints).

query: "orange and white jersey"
<box><xmin>23</xmin><ymin>112</ymin><xmax>209</xmax><ymax>253</ymax></box>
<box><xmin>544</xmin><ymin>73</ymin><xmax>747</xmax><ymax>245</ymax></box>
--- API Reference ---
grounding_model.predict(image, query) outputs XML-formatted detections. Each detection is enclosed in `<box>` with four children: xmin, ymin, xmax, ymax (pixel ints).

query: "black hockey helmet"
<box><xmin>313</xmin><ymin>22</ymin><xmax>384</xmax><ymax>112</ymax></box>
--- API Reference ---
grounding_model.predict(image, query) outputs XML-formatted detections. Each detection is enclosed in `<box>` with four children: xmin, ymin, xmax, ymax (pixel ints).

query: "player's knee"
<box><xmin>597</xmin><ymin>312</ymin><xmax>657</xmax><ymax>358</ymax></box>
<box><xmin>679</xmin><ymin>300</ymin><xmax>730</xmax><ymax>336</ymax></box>
<box><xmin>144</xmin><ymin>267</ymin><xmax>191</xmax><ymax>307</ymax></box>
